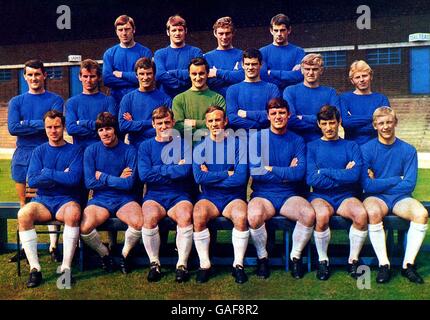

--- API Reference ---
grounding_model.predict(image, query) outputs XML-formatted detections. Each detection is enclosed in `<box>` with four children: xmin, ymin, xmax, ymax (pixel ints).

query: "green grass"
<box><xmin>1</xmin><ymin>159</ymin><xmax>430</xmax><ymax>300</ymax></box>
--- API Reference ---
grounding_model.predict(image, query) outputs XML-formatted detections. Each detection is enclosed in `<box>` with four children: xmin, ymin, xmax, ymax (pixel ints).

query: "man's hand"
<box><xmin>367</xmin><ymin>169</ymin><xmax>375</xmax><ymax>179</ymax></box>
<box><xmin>238</xmin><ymin>109</ymin><xmax>247</xmax><ymax>118</ymax></box>
<box><xmin>64</xmin><ymin>167</ymin><xmax>70</xmax><ymax>173</ymax></box>
<box><xmin>178</xmin><ymin>159</ymin><xmax>186</xmax><ymax>165</ymax></box>
<box><xmin>200</xmin><ymin>164</ymin><xmax>208</xmax><ymax>172</ymax></box>
<box><xmin>123</xmin><ymin>112</ymin><xmax>133</xmax><ymax>121</ymax></box>
<box><xmin>184</xmin><ymin>119</ymin><xmax>196</xmax><ymax>128</ymax></box>
<box><xmin>228</xmin><ymin>171</ymin><xmax>234</xmax><ymax>176</ymax></box>
<box><xmin>120</xmin><ymin>167</ymin><xmax>133</xmax><ymax>178</ymax></box>
<box><xmin>208</xmin><ymin>66</ymin><xmax>217</xmax><ymax>78</ymax></box>
<box><xmin>346</xmin><ymin>161</ymin><xmax>356</xmax><ymax>170</ymax></box>
<box><xmin>95</xmin><ymin>171</ymin><xmax>102</xmax><ymax>180</ymax></box>
<box><xmin>113</xmin><ymin>71</ymin><xmax>122</xmax><ymax>78</ymax></box>
<box><xmin>264</xmin><ymin>166</ymin><xmax>273</xmax><ymax>172</ymax></box>
<box><xmin>290</xmin><ymin>157</ymin><xmax>298</xmax><ymax>167</ymax></box>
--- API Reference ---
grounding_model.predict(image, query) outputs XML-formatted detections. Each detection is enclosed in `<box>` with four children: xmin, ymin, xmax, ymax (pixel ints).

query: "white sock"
<box><xmin>60</xmin><ymin>225</ymin><xmax>79</xmax><ymax>272</ymax></box>
<box><xmin>314</xmin><ymin>228</ymin><xmax>331</xmax><ymax>263</ymax></box>
<box><xmin>81</xmin><ymin>229</ymin><xmax>109</xmax><ymax>257</ymax></box>
<box><xmin>403</xmin><ymin>221</ymin><xmax>428</xmax><ymax>268</ymax></box>
<box><xmin>142</xmin><ymin>226</ymin><xmax>160</xmax><ymax>265</ymax></box>
<box><xmin>193</xmin><ymin>228</ymin><xmax>211</xmax><ymax>269</ymax></box>
<box><xmin>348</xmin><ymin>226</ymin><xmax>368</xmax><ymax>263</ymax></box>
<box><xmin>48</xmin><ymin>224</ymin><xmax>59</xmax><ymax>252</ymax></box>
<box><xmin>232</xmin><ymin>228</ymin><xmax>250</xmax><ymax>267</ymax></box>
<box><xmin>122</xmin><ymin>227</ymin><xmax>141</xmax><ymax>258</ymax></box>
<box><xmin>19</xmin><ymin>229</ymin><xmax>40</xmax><ymax>272</ymax></box>
<box><xmin>290</xmin><ymin>222</ymin><xmax>314</xmax><ymax>260</ymax></box>
<box><xmin>249</xmin><ymin>224</ymin><xmax>268</xmax><ymax>259</ymax></box>
<box><xmin>176</xmin><ymin>225</ymin><xmax>193</xmax><ymax>268</ymax></box>
<box><xmin>368</xmin><ymin>222</ymin><xmax>390</xmax><ymax>266</ymax></box>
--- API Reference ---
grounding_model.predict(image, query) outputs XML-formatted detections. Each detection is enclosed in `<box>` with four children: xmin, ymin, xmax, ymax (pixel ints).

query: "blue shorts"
<box><xmin>198</xmin><ymin>194</ymin><xmax>246</xmax><ymax>213</ymax></box>
<box><xmin>308</xmin><ymin>193</ymin><xmax>353</xmax><ymax>211</ymax></box>
<box><xmin>11</xmin><ymin>147</ymin><xmax>34</xmax><ymax>183</ymax></box>
<box><xmin>143</xmin><ymin>192</ymin><xmax>192</xmax><ymax>212</ymax></box>
<box><xmin>366</xmin><ymin>194</ymin><xmax>410</xmax><ymax>212</ymax></box>
<box><xmin>32</xmin><ymin>195</ymin><xmax>77</xmax><ymax>218</ymax></box>
<box><xmin>87</xmin><ymin>196</ymin><xmax>135</xmax><ymax>217</ymax></box>
<box><xmin>251</xmin><ymin>193</ymin><xmax>292</xmax><ymax>213</ymax></box>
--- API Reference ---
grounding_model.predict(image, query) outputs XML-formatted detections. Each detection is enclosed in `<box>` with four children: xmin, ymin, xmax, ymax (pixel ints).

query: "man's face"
<box><xmin>351</xmin><ymin>71</ymin><xmax>372</xmax><ymax>91</ymax></box>
<box><xmin>45</xmin><ymin>117</ymin><xmax>64</xmax><ymax>144</ymax></box>
<box><xmin>374</xmin><ymin>114</ymin><xmax>397</xmax><ymax>141</ymax></box>
<box><xmin>24</xmin><ymin>67</ymin><xmax>46</xmax><ymax>92</ymax></box>
<box><xmin>270</xmin><ymin>24</ymin><xmax>291</xmax><ymax>46</ymax></box>
<box><xmin>168</xmin><ymin>25</ymin><xmax>186</xmax><ymax>46</ymax></box>
<box><xmin>242</xmin><ymin>57</ymin><xmax>261</xmax><ymax>80</ymax></box>
<box><xmin>205</xmin><ymin>110</ymin><xmax>227</xmax><ymax>138</ymax></box>
<box><xmin>189</xmin><ymin>64</ymin><xmax>208</xmax><ymax>90</ymax></box>
<box><xmin>97</xmin><ymin>126</ymin><xmax>117</xmax><ymax>147</ymax></box>
<box><xmin>302</xmin><ymin>63</ymin><xmax>323</xmax><ymax>86</ymax></box>
<box><xmin>137</xmin><ymin>67</ymin><xmax>155</xmax><ymax>90</ymax></box>
<box><xmin>214</xmin><ymin>27</ymin><xmax>234</xmax><ymax>49</ymax></box>
<box><xmin>153</xmin><ymin>114</ymin><xmax>175</xmax><ymax>140</ymax></box>
<box><xmin>116</xmin><ymin>22</ymin><xmax>135</xmax><ymax>46</ymax></box>
<box><xmin>268</xmin><ymin>107</ymin><xmax>289</xmax><ymax>131</ymax></box>
<box><xmin>79</xmin><ymin>68</ymin><xmax>100</xmax><ymax>94</ymax></box>
<box><xmin>318</xmin><ymin>118</ymin><xmax>340</xmax><ymax>140</ymax></box>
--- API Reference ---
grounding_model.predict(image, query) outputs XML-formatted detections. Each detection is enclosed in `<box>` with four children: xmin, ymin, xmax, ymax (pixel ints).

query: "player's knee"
<box><xmin>176</xmin><ymin>210</ymin><xmax>192</xmax><ymax>226</ymax></box>
<box><xmin>232</xmin><ymin>210</ymin><xmax>248</xmax><ymax>229</ymax></box>
<box><xmin>80</xmin><ymin>223</ymin><xmax>92</xmax><ymax>235</ymax></box>
<box><xmin>352</xmin><ymin>209</ymin><xmax>368</xmax><ymax>229</ymax></box>
<box><xmin>301</xmin><ymin>208</ymin><xmax>316</xmax><ymax>227</ymax></box>
<box><xmin>17</xmin><ymin>207</ymin><xmax>34</xmax><ymax>223</ymax></box>
<box><xmin>247</xmin><ymin>205</ymin><xmax>263</xmax><ymax>227</ymax></box>
<box><xmin>413</xmin><ymin>207</ymin><xmax>428</xmax><ymax>224</ymax></box>
<box><xmin>366</xmin><ymin>206</ymin><xmax>383</xmax><ymax>224</ymax></box>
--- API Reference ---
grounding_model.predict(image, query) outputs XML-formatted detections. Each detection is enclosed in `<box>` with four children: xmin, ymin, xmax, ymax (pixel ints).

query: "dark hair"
<box><xmin>266</xmin><ymin>97</ymin><xmax>290</xmax><ymax>113</ymax></box>
<box><xmin>242</xmin><ymin>48</ymin><xmax>262</xmax><ymax>64</ymax></box>
<box><xmin>205</xmin><ymin>105</ymin><xmax>226</xmax><ymax>119</ymax></box>
<box><xmin>114</xmin><ymin>15</ymin><xmax>135</xmax><ymax>30</ymax></box>
<box><xmin>24</xmin><ymin>59</ymin><xmax>45</xmax><ymax>74</ymax></box>
<box><xmin>96</xmin><ymin>112</ymin><xmax>119</xmax><ymax>135</ymax></box>
<box><xmin>188</xmin><ymin>57</ymin><xmax>209</xmax><ymax>73</ymax></box>
<box><xmin>152</xmin><ymin>106</ymin><xmax>174</xmax><ymax>121</ymax></box>
<box><xmin>44</xmin><ymin>110</ymin><xmax>65</xmax><ymax>126</ymax></box>
<box><xmin>317</xmin><ymin>105</ymin><xmax>341</xmax><ymax>122</ymax></box>
<box><xmin>134</xmin><ymin>57</ymin><xmax>156</xmax><ymax>75</ymax></box>
<box><xmin>270</xmin><ymin>13</ymin><xmax>291</xmax><ymax>29</ymax></box>
<box><xmin>80</xmin><ymin>59</ymin><xmax>101</xmax><ymax>77</ymax></box>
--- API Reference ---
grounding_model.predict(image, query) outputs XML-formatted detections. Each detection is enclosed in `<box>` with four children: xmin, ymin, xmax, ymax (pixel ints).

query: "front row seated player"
<box><xmin>138</xmin><ymin>107</ymin><xmax>194</xmax><ymax>283</ymax></box>
<box><xmin>80</xmin><ymin>112</ymin><xmax>143</xmax><ymax>274</ymax></box>
<box><xmin>248</xmin><ymin>97</ymin><xmax>315</xmax><ymax>280</ymax></box>
<box><xmin>306</xmin><ymin>105</ymin><xmax>368</xmax><ymax>281</ymax></box>
<box><xmin>18</xmin><ymin>110</ymin><xmax>83</xmax><ymax>288</ymax></box>
<box><xmin>362</xmin><ymin>106</ymin><xmax>428</xmax><ymax>284</ymax></box>
<box><xmin>193</xmin><ymin>106</ymin><xmax>249</xmax><ymax>284</ymax></box>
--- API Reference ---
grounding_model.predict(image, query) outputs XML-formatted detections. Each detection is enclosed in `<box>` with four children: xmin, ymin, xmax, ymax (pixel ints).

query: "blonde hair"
<box><xmin>213</xmin><ymin>16</ymin><xmax>235</xmax><ymax>32</ymax></box>
<box><xmin>301</xmin><ymin>53</ymin><xmax>323</xmax><ymax>67</ymax></box>
<box><xmin>349</xmin><ymin>60</ymin><xmax>373</xmax><ymax>79</ymax></box>
<box><xmin>372</xmin><ymin>106</ymin><xmax>397</xmax><ymax>124</ymax></box>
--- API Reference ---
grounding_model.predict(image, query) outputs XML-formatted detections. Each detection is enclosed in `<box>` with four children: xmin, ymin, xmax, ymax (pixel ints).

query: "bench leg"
<box><xmin>0</xmin><ymin>218</ymin><xmax>7</xmax><ymax>253</ymax></box>
<box><xmin>17</xmin><ymin>230</ymin><xmax>21</xmax><ymax>277</ymax></box>
<box><xmin>284</xmin><ymin>230</ymin><xmax>290</xmax><ymax>272</ymax></box>
<box><xmin>79</xmin><ymin>239</ymin><xmax>84</xmax><ymax>272</ymax></box>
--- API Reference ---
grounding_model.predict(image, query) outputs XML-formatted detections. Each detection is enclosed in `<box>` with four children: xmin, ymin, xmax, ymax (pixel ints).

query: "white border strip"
<box><xmin>304</xmin><ymin>45</ymin><xmax>355</xmax><ymax>52</ymax></box>
<box><xmin>358</xmin><ymin>41</ymin><xmax>430</xmax><ymax>50</ymax></box>
<box><xmin>0</xmin><ymin>60</ymin><xmax>103</xmax><ymax>70</ymax></box>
